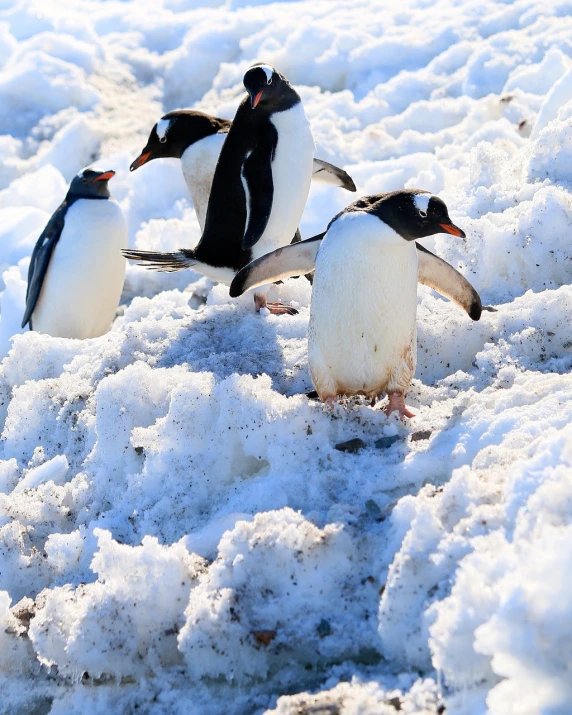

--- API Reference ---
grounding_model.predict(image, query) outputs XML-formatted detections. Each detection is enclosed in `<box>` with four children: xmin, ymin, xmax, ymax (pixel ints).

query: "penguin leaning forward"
<box><xmin>22</xmin><ymin>167</ymin><xmax>127</xmax><ymax>339</ymax></box>
<box><xmin>124</xmin><ymin>63</ymin><xmax>319</xmax><ymax>315</ymax></box>
<box><xmin>230</xmin><ymin>189</ymin><xmax>482</xmax><ymax>418</ymax></box>
<box><xmin>130</xmin><ymin>109</ymin><xmax>356</xmax><ymax>231</ymax></box>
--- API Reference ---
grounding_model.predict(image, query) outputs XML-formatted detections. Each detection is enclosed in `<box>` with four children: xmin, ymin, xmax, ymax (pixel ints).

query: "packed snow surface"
<box><xmin>1</xmin><ymin>0</ymin><xmax>572</xmax><ymax>713</ymax></box>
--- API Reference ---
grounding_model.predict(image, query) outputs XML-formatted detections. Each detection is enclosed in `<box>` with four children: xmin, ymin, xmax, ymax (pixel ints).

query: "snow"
<box><xmin>0</xmin><ymin>0</ymin><xmax>572</xmax><ymax>713</ymax></box>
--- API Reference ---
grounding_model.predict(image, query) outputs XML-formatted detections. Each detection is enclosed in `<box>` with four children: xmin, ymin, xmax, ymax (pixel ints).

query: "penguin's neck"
<box><xmin>66</xmin><ymin>193</ymin><xmax>109</xmax><ymax>204</ymax></box>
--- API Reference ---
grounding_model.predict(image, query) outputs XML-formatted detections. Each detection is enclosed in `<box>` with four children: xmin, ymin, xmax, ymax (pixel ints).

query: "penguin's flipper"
<box><xmin>21</xmin><ymin>203</ymin><xmax>68</xmax><ymax>329</ymax></box>
<box><xmin>312</xmin><ymin>159</ymin><xmax>357</xmax><ymax>192</ymax></box>
<box><xmin>241</xmin><ymin>126</ymin><xmax>278</xmax><ymax>250</ymax></box>
<box><xmin>230</xmin><ymin>233</ymin><xmax>325</xmax><ymax>297</ymax></box>
<box><xmin>416</xmin><ymin>244</ymin><xmax>482</xmax><ymax>321</ymax></box>
<box><xmin>122</xmin><ymin>248</ymin><xmax>196</xmax><ymax>272</ymax></box>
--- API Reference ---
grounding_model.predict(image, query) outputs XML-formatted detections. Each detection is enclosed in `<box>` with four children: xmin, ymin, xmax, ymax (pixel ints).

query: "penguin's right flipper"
<box><xmin>230</xmin><ymin>233</ymin><xmax>325</xmax><ymax>297</ymax></box>
<box><xmin>22</xmin><ymin>203</ymin><xmax>68</xmax><ymax>329</ymax></box>
<box><xmin>241</xmin><ymin>126</ymin><xmax>277</xmax><ymax>250</ymax></box>
<box><xmin>122</xmin><ymin>248</ymin><xmax>196</xmax><ymax>272</ymax></box>
<box><xmin>417</xmin><ymin>244</ymin><xmax>482</xmax><ymax>321</ymax></box>
<box><xmin>312</xmin><ymin>159</ymin><xmax>357</xmax><ymax>192</ymax></box>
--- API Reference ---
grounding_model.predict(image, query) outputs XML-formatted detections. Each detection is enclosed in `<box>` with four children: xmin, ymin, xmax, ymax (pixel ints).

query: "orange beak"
<box><xmin>130</xmin><ymin>151</ymin><xmax>152</xmax><ymax>171</ymax></box>
<box><xmin>439</xmin><ymin>223</ymin><xmax>466</xmax><ymax>238</ymax></box>
<box><xmin>92</xmin><ymin>170</ymin><xmax>116</xmax><ymax>183</ymax></box>
<box><xmin>251</xmin><ymin>90</ymin><xmax>264</xmax><ymax>108</ymax></box>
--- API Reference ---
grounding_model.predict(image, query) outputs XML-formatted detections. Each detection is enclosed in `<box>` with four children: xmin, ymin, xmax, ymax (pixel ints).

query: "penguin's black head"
<box><xmin>130</xmin><ymin>110</ymin><xmax>231</xmax><ymax>171</ymax></box>
<box><xmin>243</xmin><ymin>64</ymin><xmax>299</xmax><ymax>112</ymax></box>
<box><xmin>68</xmin><ymin>168</ymin><xmax>115</xmax><ymax>199</ymax></box>
<box><xmin>344</xmin><ymin>190</ymin><xmax>466</xmax><ymax>241</ymax></box>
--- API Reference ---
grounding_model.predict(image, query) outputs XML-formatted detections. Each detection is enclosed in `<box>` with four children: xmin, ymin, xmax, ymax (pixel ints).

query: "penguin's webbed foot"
<box><xmin>385</xmin><ymin>392</ymin><xmax>415</xmax><ymax>419</ymax></box>
<box><xmin>266</xmin><ymin>302</ymin><xmax>298</xmax><ymax>315</ymax></box>
<box><xmin>253</xmin><ymin>293</ymin><xmax>298</xmax><ymax>315</ymax></box>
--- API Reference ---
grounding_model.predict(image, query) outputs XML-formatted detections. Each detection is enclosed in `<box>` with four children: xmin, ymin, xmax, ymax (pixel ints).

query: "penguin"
<box><xmin>130</xmin><ymin>109</ymin><xmax>356</xmax><ymax>231</ymax></box>
<box><xmin>230</xmin><ymin>190</ymin><xmax>480</xmax><ymax>418</ymax></box>
<box><xmin>21</xmin><ymin>167</ymin><xmax>127</xmax><ymax>339</ymax></box>
<box><xmin>124</xmin><ymin>63</ymin><xmax>319</xmax><ymax>315</ymax></box>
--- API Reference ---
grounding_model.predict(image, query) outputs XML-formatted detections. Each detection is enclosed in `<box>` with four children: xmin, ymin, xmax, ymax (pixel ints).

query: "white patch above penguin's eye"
<box><xmin>156</xmin><ymin>118</ymin><xmax>171</xmax><ymax>144</ymax></box>
<box><xmin>257</xmin><ymin>64</ymin><xmax>274</xmax><ymax>84</ymax></box>
<box><xmin>413</xmin><ymin>193</ymin><xmax>431</xmax><ymax>218</ymax></box>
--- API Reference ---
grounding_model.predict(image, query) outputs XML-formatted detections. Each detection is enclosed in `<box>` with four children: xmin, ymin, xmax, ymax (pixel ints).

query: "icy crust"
<box><xmin>386</xmin><ymin>410</ymin><xmax>572</xmax><ymax>715</ymax></box>
<box><xmin>1</xmin><ymin>0</ymin><xmax>572</xmax><ymax>713</ymax></box>
<box><xmin>1</xmin><ymin>282</ymin><xmax>572</xmax><ymax>713</ymax></box>
<box><xmin>268</xmin><ymin>677</ymin><xmax>443</xmax><ymax>714</ymax></box>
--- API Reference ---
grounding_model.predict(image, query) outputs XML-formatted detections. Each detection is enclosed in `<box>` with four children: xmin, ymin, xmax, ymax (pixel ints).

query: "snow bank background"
<box><xmin>1</xmin><ymin>0</ymin><xmax>572</xmax><ymax>713</ymax></box>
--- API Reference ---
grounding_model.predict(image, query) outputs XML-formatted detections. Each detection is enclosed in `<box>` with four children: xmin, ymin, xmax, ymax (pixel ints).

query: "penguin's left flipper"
<box><xmin>312</xmin><ymin>159</ymin><xmax>357</xmax><ymax>192</ymax></box>
<box><xmin>241</xmin><ymin>127</ymin><xmax>277</xmax><ymax>250</ymax></box>
<box><xmin>21</xmin><ymin>203</ymin><xmax>68</xmax><ymax>329</ymax></box>
<box><xmin>417</xmin><ymin>244</ymin><xmax>482</xmax><ymax>321</ymax></box>
<box><xmin>230</xmin><ymin>233</ymin><xmax>325</xmax><ymax>297</ymax></box>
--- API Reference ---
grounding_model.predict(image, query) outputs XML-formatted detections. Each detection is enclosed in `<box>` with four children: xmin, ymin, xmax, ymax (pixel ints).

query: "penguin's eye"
<box><xmin>81</xmin><ymin>177</ymin><xmax>88</xmax><ymax>183</ymax></box>
<box><xmin>418</xmin><ymin>210</ymin><xmax>427</xmax><ymax>218</ymax></box>
<box><xmin>267</xmin><ymin>76</ymin><xmax>272</xmax><ymax>85</ymax></box>
<box><xmin>159</xmin><ymin>136</ymin><xmax>167</xmax><ymax>144</ymax></box>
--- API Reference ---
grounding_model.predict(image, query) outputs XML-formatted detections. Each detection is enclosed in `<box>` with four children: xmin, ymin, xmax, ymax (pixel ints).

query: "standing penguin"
<box><xmin>124</xmin><ymin>63</ymin><xmax>317</xmax><ymax>314</ymax></box>
<box><xmin>230</xmin><ymin>190</ymin><xmax>479</xmax><ymax>418</ymax></box>
<box><xmin>22</xmin><ymin>167</ymin><xmax>127</xmax><ymax>339</ymax></box>
<box><xmin>130</xmin><ymin>109</ymin><xmax>356</xmax><ymax>231</ymax></box>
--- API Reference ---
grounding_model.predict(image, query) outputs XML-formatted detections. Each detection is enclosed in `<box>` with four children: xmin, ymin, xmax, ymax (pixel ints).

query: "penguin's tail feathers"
<box><xmin>122</xmin><ymin>248</ymin><xmax>196</xmax><ymax>273</ymax></box>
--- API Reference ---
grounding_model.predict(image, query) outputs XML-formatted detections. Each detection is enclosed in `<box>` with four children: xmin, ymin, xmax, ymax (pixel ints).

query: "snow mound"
<box><xmin>179</xmin><ymin>509</ymin><xmax>372</xmax><ymax>683</ymax></box>
<box><xmin>30</xmin><ymin>529</ymin><xmax>207</xmax><ymax>680</ymax></box>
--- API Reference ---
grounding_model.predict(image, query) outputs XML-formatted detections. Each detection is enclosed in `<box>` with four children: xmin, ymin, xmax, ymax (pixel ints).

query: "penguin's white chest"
<box><xmin>32</xmin><ymin>199</ymin><xmax>127</xmax><ymax>339</ymax></box>
<box><xmin>308</xmin><ymin>213</ymin><xmax>418</xmax><ymax>398</ymax></box>
<box><xmin>181</xmin><ymin>133</ymin><xmax>227</xmax><ymax>231</ymax></box>
<box><xmin>252</xmin><ymin>103</ymin><xmax>315</xmax><ymax>260</ymax></box>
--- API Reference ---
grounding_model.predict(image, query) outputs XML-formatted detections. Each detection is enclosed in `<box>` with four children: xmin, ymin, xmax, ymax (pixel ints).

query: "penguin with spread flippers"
<box><xmin>22</xmin><ymin>167</ymin><xmax>127</xmax><ymax>339</ymax></box>
<box><xmin>130</xmin><ymin>109</ymin><xmax>356</xmax><ymax>232</ymax></box>
<box><xmin>230</xmin><ymin>190</ymin><xmax>481</xmax><ymax>418</ymax></box>
<box><xmin>124</xmin><ymin>63</ymin><xmax>319</xmax><ymax>315</ymax></box>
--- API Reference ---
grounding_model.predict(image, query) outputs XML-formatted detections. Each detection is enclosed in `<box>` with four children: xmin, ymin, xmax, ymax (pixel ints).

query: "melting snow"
<box><xmin>0</xmin><ymin>0</ymin><xmax>572</xmax><ymax>713</ymax></box>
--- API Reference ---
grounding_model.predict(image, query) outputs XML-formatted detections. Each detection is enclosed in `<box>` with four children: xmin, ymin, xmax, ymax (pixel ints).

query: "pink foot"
<box><xmin>266</xmin><ymin>301</ymin><xmax>298</xmax><ymax>316</ymax></box>
<box><xmin>324</xmin><ymin>395</ymin><xmax>337</xmax><ymax>410</ymax></box>
<box><xmin>253</xmin><ymin>294</ymin><xmax>298</xmax><ymax>315</ymax></box>
<box><xmin>385</xmin><ymin>392</ymin><xmax>415</xmax><ymax>419</ymax></box>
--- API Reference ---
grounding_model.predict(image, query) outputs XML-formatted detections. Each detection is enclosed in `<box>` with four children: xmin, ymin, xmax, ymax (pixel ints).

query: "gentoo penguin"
<box><xmin>230</xmin><ymin>190</ymin><xmax>479</xmax><ymax>418</ymax></box>
<box><xmin>124</xmin><ymin>63</ymin><xmax>318</xmax><ymax>315</ymax></box>
<box><xmin>22</xmin><ymin>167</ymin><xmax>127</xmax><ymax>339</ymax></box>
<box><xmin>130</xmin><ymin>109</ymin><xmax>356</xmax><ymax>231</ymax></box>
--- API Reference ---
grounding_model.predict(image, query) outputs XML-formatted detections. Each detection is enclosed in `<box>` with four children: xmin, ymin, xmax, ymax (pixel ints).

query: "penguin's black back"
<box><xmin>193</xmin><ymin>98</ymin><xmax>276</xmax><ymax>271</ymax></box>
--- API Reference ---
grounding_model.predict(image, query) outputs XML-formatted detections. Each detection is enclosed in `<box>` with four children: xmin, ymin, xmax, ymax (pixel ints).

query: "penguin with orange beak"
<box><xmin>22</xmin><ymin>167</ymin><xmax>127</xmax><ymax>338</ymax></box>
<box><xmin>129</xmin><ymin>109</ymin><xmax>355</xmax><ymax>233</ymax></box>
<box><xmin>124</xmin><ymin>64</ymin><xmax>317</xmax><ymax>315</ymax></box>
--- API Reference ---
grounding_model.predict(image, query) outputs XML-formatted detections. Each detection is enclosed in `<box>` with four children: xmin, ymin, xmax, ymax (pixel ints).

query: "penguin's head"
<box><xmin>346</xmin><ymin>190</ymin><xmax>466</xmax><ymax>242</ymax></box>
<box><xmin>68</xmin><ymin>168</ymin><xmax>115</xmax><ymax>199</ymax></box>
<box><xmin>243</xmin><ymin>64</ymin><xmax>298</xmax><ymax>112</ymax></box>
<box><xmin>130</xmin><ymin>110</ymin><xmax>230</xmax><ymax>171</ymax></box>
